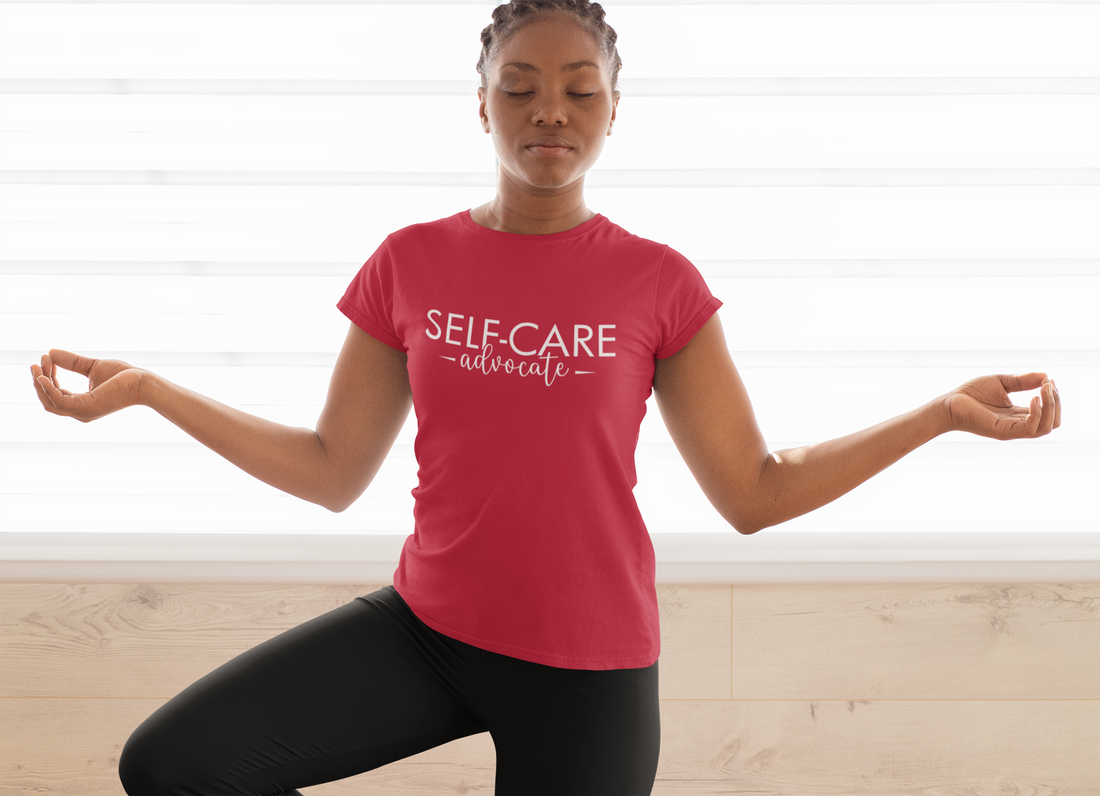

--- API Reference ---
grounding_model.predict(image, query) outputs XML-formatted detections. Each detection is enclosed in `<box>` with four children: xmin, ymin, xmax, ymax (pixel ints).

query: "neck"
<box><xmin>472</xmin><ymin>175</ymin><xmax>594</xmax><ymax>235</ymax></box>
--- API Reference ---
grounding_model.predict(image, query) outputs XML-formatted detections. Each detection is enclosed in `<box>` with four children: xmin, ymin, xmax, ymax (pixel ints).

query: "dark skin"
<box><xmin>30</xmin><ymin>12</ymin><xmax>1062</xmax><ymax>530</ymax></box>
<box><xmin>470</xmin><ymin>12</ymin><xmax>618</xmax><ymax>235</ymax></box>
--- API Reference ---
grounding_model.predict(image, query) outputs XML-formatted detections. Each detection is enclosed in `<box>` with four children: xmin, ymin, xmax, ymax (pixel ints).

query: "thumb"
<box><xmin>1000</xmin><ymin>372</ymin><xmax>1048</xmax><ymax>394</ymax></box>
<box><xmin>48</xmin><ymin>349</ymin><xmax>96</xmax><ymax>377</ymax></box>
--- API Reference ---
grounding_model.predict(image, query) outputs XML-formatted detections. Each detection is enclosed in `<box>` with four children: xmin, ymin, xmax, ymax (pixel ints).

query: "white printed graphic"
<box><xmin>425</xmin><ymin>309</ymin><xmax>614</xmax><ymax>387</ymax></box>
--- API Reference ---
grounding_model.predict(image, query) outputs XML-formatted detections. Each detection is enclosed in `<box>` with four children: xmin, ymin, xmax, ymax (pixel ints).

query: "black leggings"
<box><xmin>118</xmin><ymin>585</ymin><xmax>661</xmax><ymax>795</ymax></box>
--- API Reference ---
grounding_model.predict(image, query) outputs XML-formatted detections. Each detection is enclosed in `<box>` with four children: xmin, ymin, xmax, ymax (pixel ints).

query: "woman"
<box><xmin>30</xmin><ymin>1</ymin><xmax>1061</xmax><ymax>794</ymax></box>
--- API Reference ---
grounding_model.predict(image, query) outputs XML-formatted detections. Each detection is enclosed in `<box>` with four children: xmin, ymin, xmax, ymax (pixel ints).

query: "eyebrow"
<box><xmin>500</xmin><ymin>60</ymin><xmax>601</xmax><ymax>74</ymax></box>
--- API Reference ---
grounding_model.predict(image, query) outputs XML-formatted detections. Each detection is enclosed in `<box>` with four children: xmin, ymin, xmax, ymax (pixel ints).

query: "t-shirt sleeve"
<box><xmin>653</xmin><ymin>245</ymin><xmax>724</xmax><ymax>359</ymax></box>
<box><xmin>336</xmin><ymin>236</ymin><xmax>406</xmax><ymax>352</ymax></box>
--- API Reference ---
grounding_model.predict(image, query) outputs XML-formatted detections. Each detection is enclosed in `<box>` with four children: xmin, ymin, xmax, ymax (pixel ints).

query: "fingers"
<box><xmin>31</xmin><ymin>368</ymin><xmax>62</xmax><ymax>414</ymax></box>
<box><xmin>996</xmin><ymin>372</ymin><xmax>1060</xmax><ymax>438</ymax></box>
<box><xmin>35</xmin><ymin>373</ymin><xmax>69</xmax><ymax>413</ymax></box>
<box><xmin>42</xmin><ymin>353</ymin><xmax>64</xmax><ymax>392</ymax></box>
<box><xmin>48</xmin><ymin>348</ymin><xmax>95</xmax><ymax>378</ymax></box>
<box><xmin>1024</xmin><ymin>394</ymin><xmax>1042</xmax><ymax>437</ymax></box>
<box><xmin>1000</xmin><ymin>372</ymin><xmax>1047</xmax><ymax>394</ymax></box>
<box><xmin>30</xmin><ymin>355</ymin><xmax>79</xmax><ymax>416</ymax></box>
<box><xmin>30</xmin><ymin>364</ymin><xmax>53</xmax><ymax>410</ymax></box>
<box><xmin>1040</xmin><ymin>378</ymin><xmax>1058</xmax><ymax>435</ymax></box>
<box><xmin>1021</xmin><ymin>378</ymin><xmax>1058</xmax><ymax>438</ymax></box>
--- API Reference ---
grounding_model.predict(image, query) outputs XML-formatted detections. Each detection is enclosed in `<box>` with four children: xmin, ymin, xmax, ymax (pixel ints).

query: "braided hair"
<box><xmin>476</xmin><ymin>0</ymin><xmax>623</xmax><ymax>94</ymax></box>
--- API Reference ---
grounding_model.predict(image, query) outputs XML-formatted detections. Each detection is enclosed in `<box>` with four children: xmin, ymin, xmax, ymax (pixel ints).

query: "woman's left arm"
<box><xmin>652</xmin><ymin>314</ymin><xmax>1062</xmax><ymax>535</ymax></box>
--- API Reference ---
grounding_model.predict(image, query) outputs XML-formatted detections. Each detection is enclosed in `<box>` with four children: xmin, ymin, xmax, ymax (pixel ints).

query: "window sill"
<box><xmin>1</xmin><ymin>532</ymin><xmax>1097</xmax><ymax>584</ymax></box>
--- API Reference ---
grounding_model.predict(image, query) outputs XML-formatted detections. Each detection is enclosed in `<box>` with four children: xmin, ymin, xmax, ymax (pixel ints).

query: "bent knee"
<box><xmin>117</xmin><ymin>718</ymin><xmax>194</xmax><ymax>796</ymax></box>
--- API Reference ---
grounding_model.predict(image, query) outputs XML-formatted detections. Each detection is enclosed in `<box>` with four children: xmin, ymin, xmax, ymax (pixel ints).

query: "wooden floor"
<box><xmin>2</xmin><ymin>582</ymin><xmax>1098</xmax><ymax>794</ymax></box>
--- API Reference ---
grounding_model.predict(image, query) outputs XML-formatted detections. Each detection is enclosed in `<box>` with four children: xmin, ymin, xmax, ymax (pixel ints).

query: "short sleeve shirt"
<box><xmin>338</xmin><ymin>209</ymin><xmax>723</xmax><ymax>670</ymax></box>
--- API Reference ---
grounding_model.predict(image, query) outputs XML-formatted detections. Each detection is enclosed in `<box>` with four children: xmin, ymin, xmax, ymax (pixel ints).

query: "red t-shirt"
<box><xmin>337</xmin><ymin>209</ymin><xmax>723</xmax><ymax>670</ymax></box>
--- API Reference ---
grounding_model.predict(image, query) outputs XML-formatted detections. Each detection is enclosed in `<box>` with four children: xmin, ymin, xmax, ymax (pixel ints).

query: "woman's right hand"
<box><xmin>31</xmin><ymin>349</ymin><xmax>146</xmax><ymax>423</ymax></box>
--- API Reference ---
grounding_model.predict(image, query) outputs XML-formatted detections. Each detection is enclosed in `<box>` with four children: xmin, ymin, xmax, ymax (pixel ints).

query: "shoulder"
<box><xmin>598</xmin><ymin>215</ymin><xmax>661</xmax><ymax>249</ymax></box>
<box><xmin>384</xmin><ymin>211</ymin><xmax>467</xmax><ymax>247</ymax></box>
<box><xmin>595</xmin><ymin>216</ymin><xmax>684</xmax><ymax>266</ymax></box>
<box><xmin>596</xmin><ymin>217</ymin><xmax>703</xmax><ymax>281</ymax></box>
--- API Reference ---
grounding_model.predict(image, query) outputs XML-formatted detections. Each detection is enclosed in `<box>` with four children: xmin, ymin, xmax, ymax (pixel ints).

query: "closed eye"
<box><xmin>502</xmin><ymin>91</ymin><xmax>596</xmax><ymax>98</ymax></box>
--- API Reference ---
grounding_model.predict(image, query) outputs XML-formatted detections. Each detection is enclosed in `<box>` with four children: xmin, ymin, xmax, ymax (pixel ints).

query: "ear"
<box><xmin>608</xmin><ymin>92</ymin><xmax>619</xmax><ymax>135</ymax></box>
<box><xmin>478</xmin><ymin>88</ymin><xmax>490</xmax><ymax>133</ymax></box>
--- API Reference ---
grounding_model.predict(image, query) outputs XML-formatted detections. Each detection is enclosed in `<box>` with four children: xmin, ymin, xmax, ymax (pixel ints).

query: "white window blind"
<box><xmin>1</xmin><ymin>1</ymin><xmax>1097</xmax><ymax>583</ymax></box>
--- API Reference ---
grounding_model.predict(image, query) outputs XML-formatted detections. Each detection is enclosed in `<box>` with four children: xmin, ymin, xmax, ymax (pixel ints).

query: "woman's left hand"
<box><xmin>942</xmin><ymin>373</ymin><xmax>1061</xmax><ymax>440</ymax></box>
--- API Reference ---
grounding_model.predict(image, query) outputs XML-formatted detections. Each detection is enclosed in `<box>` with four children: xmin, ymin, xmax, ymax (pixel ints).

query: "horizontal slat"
<box><xmin>635</xmin><ymin>446</ymin><xmax>1098</xmax><ymax>534</ymax></box>
<box><xmin>2</xmin><ymin>364</ymin><xmax>341</xmax><ymax>415</ymax></box>
<box><xmin>0</xmin><ymin>6</ymin><xmax>491</xmax><ymax>82</ymax></box>
<box><xmin>4</xmin><ymin>312</ymin><xmax>349</xmax><ymax>352</ymax></box>
<box><xmin>0</xmin><ymin>443</ymin><xmax>1094</xmax><ymax>533</ymax></box>
<box><xmin>2</xmin><ymin>259</ymin><xmax>1099</xmax><ymax>278</ymax></box>
<box><xmin>7</xmin><ymin>310</ymin><xmax>1092</xmax><ymax>354</ymax></box>
<box><xmin>3</xmin><ymin>533</ymin><xmax>1096</xmax><ymax>566</ymax></box>
<box><xmin>2</xmin><ymin>365</ymin><xmax>1100</xmax><ymax>441</ymax></box>
<box><xmin>2</xmin><ymin>402</ymin><xmax>366</xmax><ymax>445</ymax></box>
<box><xmin>0</xmin><ymin>132</ymin><xmax>494</xmax><ymax>174</ymax></box>
<box><xmin>3</xmin><ymin>447</ymin><xmax>419</xmax><ymax>499</ymax></box>
<box><xmin>2</xmin><ymin>400</ymin><xmax>413</xmax><ymax>450</ymax></box>
<box><xmin>7</xmin><ymin>559</ymin><xmax>1098</xmax><ymax>586</ymax></box>
<box><xmin>3</xmin><ymin>183</ymin><xmax>1097</xmax><ymax>227</ymax></box>
<box><xmin>5</xmin><ymin>364</ymin><xmax>1097</xmax><ymax>442</ymax></box>
<box><xmin>0</xmin><ymin>186</ymin><xmax>1096</xmax><ymax>261</ymax></box>
<box><xmin>0</xmin><ymin>94</ymin><xmax>487</xmax><ymax>133</ymax></box>
<box><xmin>0</xmin><ymin>492</ymin><xmax>412</xmax><ymax>534</ymax></box>
<box><xmin>5</xmin><ymin>350</ymin><xmax>1098</xmax><ymax>369</ymax></box>
<box><xmin>4</xmin><ymin>276</ymin><xmax>1095</xmax><ymax>351</ymax></box>
<box><xmin>0</xmin><ymin>170</ymin><xmax>501</xmax><ymax>187</ymax></box>
<box><xmin>2</xmin><ymin>540</ymin><xmax>1100</xmax><ymax>584</ymax></box>
<box><xmin>4</xmin><ymin>168</ymin><xmax>1098</xmax><ymax>187</ymax></box>
<box><xmin>4</xmin><ymin>360</ymin><xmax>1095</xmax><ymax>448</ymax></box>
<box><xmin>3</xmin><ymin>96</ymin><xmax>1098</xmax><ymax>170</ymax></box>
<box><xmin>2</xmin><ymin>439</ymin><xmax>1090</xmax><ymax>463</ymax></box>
<box><xmin>733</xmin><ymin>364</ymin><xmax>1097</xmax><ymax>442</ymax></box>
<box><xmin>0</xmin><ymin>275</ymin><xmax>350</xmax><ymax>314</ymax></box>
<box><xmin>4</xmin><ymin>77</ymin><xmax>1100</xmax><ymax>96</ymax></box>
<box><xmin>3</xmin><ymin>273</ymin><xmax>1095</xmax><ymax>321</ymax></box>
<box><xmin>0</xmin><ymin>184</ymin><xmax>483</xmax><ymax>224</ymax></box>
<box><xmin>2</xmin><ymin>5</ymin><xmax>1097</xmax><ymax>79</ymax></box>
<box><xmin>2</xmin><ymin>97</ymin><xmax>1097</xmax><ymax>148</ymax></box>
<box><xmin>602</xmin><ymin>186</ymin><xmax>1100</xmax><ymax>260</ymax></box>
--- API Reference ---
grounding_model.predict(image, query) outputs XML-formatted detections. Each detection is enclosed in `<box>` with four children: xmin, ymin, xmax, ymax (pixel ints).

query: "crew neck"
<box><xmin>459</xmin><ymin>208</ymin><xmax>606</xmax><ymax>241</ymax></box>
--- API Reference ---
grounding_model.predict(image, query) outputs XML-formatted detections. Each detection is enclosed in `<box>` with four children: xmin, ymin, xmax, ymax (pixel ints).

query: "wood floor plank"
<box><xmin>0</xmin><ymin>583</ymin><xmax>387</xmax><ymax>699</ymax></box>
<box><xmin>3</xmin><ymin>582</ymin><xmax>1097</xmax><ymax>794</ymax></box>
<box><xmin>0</xmin><ymin>583</ymin><xmax>733</xmax><ymax>701</ymax></box>
<box><xmin>3</xmin><ymin>698</ymin><xmax>1096</xmax><ymax>795</ymax></box>
<box><xmin>0</xmin><ymin>697</ymin><xmax>498</xmax><ymax>796</ymax></box>
<box><xmin>654</xmin><ymin>699</ymin><xmax>1100</xmax><ymax>794</ymax></box>
<box><xmin>656</xmin><ymin>584</ymin><xmax>731</xmax><ymax>700</ymax></box>
<box><xmin>730</xmin><ymin>583</ymin><xmax>1100</xmax><ymax>700</ymax></box>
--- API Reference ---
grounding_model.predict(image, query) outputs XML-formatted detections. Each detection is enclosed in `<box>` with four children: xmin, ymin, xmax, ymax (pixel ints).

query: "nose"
<box><xmin>532</xmin><ymin>95</ymin><xmax>568</xmax><ymax>126</ymax></box>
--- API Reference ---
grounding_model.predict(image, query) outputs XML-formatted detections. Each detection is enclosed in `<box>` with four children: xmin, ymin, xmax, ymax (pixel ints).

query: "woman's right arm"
<box><xmin>31</xmin><ymin>323</ymin><xmax>413</xmax><ymax>513</ymax></box>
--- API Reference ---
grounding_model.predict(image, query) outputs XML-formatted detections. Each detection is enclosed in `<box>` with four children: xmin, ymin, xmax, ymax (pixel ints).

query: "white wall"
<box><xmin>1</xmin><ymin>1</ymin><xmax>1097</xmax><ymax>579</ymax></box>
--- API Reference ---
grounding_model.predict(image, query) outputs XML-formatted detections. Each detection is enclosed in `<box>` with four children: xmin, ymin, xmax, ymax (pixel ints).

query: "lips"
<box><xmin>526</xmin><ymin>136</ymin><xmax>573</xmax><ymax>149</ymax></box>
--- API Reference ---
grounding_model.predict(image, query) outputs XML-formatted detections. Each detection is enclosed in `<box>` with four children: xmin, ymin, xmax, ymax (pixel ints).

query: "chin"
<box><xmin>501</xmin><ymin>158</ymin><xmax>588</xmax><ymax>187</ymax></box>
<box><xmin>528</xmin><ymin>176</ymin><xmax>584</xmax><ymax>191</ymax></box>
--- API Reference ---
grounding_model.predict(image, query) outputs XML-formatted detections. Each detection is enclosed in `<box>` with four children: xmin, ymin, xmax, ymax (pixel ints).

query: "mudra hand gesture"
<box><xmin>942</xmin><ymin>372</ymin><xmax>1060</xmax><ymax>440</ymax></box>
<box><xmin>32</xmin><ymin>346</ymin><xmax>1061</xmax><ymax>442</ymax></box>
<box><xmin>30</xmin><ymin>349</ymin><xmax>146</xmax><ymax>423</ymax></box>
